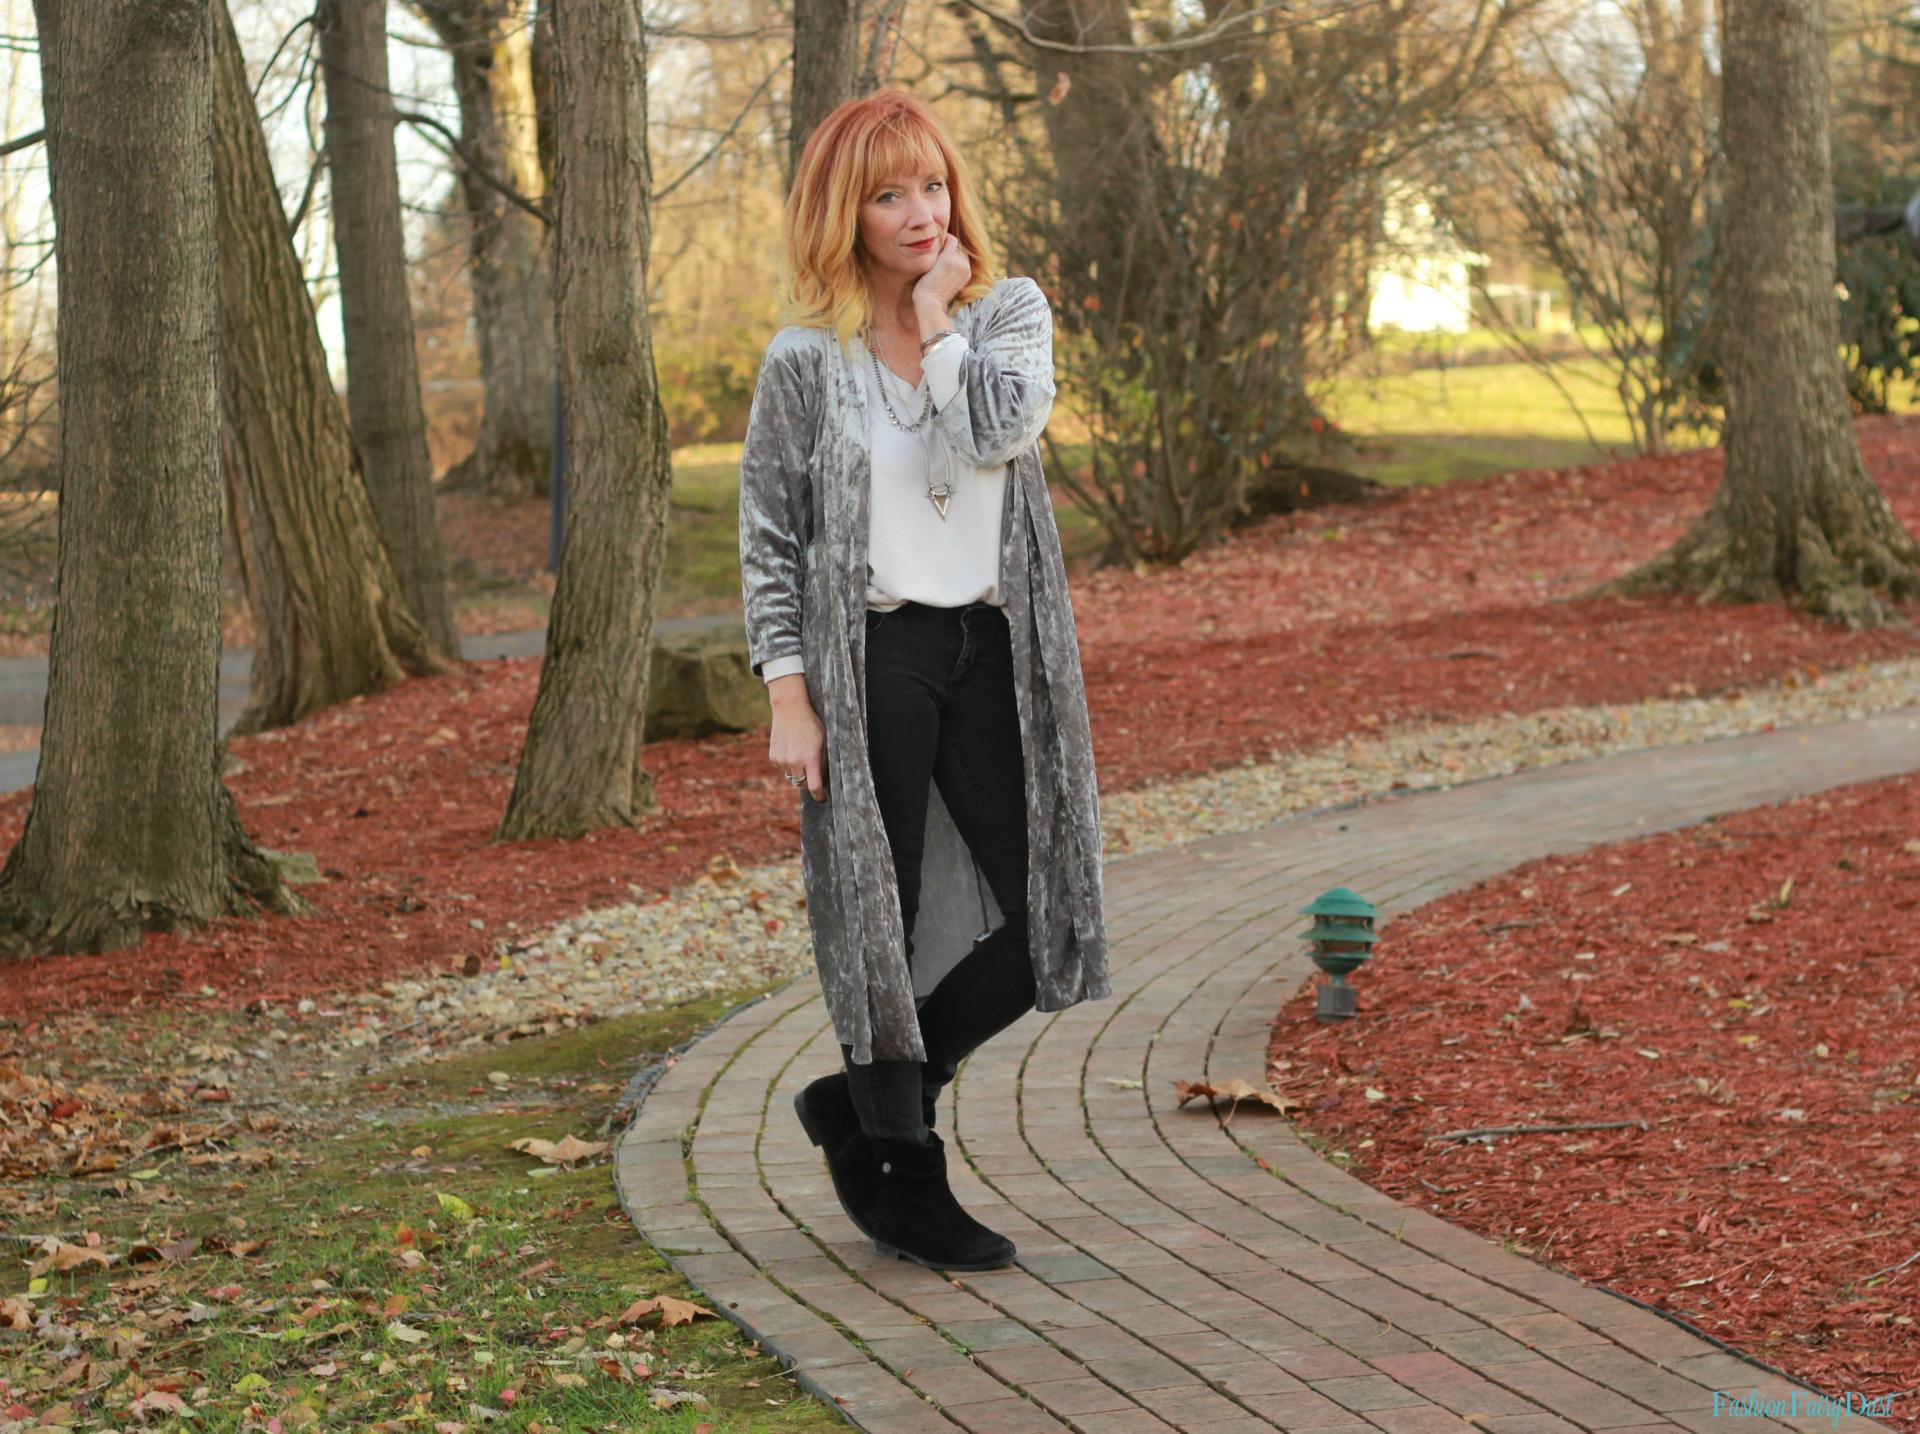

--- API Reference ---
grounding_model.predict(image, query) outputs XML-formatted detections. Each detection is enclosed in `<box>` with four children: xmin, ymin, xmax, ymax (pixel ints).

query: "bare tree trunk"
<box><xmin>213</xmin><ymin>0</ymin><xmax>442</xmax><ymax>734</ymax></box>
<box><xmin>0</xmin><ymin>0</ymin><xmax>297</xmax><ymax>957</ymax></box>
<box><xmin>319</xmin><ymin>0</ymin><xmax>459</xmax><ymax>658</ymax></box>
<box><xmin>418</xmin><ymin>0</ymin><xmax>556</xmax><ymax>501</ymax></box>
<box><xmin>497</xmin><ymin>0</ymin><xmax>672</xmax><ymax>840</ymax></box>
<box><xmin>1019</xmin><ymin>0</ymin><xmax>1171</xmax><ymax>327</ymax></box>
<box><xmin>788</xmin><ymin>0</ymin><xmax>863</xmax><ymax>190</ymax></box>
<box><xmin>1595</xmin><ymin>0</ymin><xmax>1920</xmax><ymax>626</ymax></box>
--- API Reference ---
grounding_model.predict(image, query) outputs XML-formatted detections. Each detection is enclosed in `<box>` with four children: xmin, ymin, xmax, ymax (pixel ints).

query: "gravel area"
<box><xmin>323</xmin><ymin>655</ymin><xmax>1920</xmax><ymax>1075</ymax></box>
<box><xmin>32</xmin><ymin>657</ymin><xmax>1920</xmax><ymax>1104</ymax></box>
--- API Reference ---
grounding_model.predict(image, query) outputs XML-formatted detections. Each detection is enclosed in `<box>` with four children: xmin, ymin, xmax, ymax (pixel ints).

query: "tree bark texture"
<box><xmin>0</xmin><ymin>0</ymin><xmax>294</xmax><ymax>956</ymax></box>
<box><xmin>1598</xmin><ymin>0</ymin><xmax>1920</xmax><ymax>625</ymax></box>
<box><xmin>498</xmin><ymin>0</ymin><xmax>673</xmax><ymax>841</ymax></box>
<box><xmin>319</xmin><ymin>0</ymin><xmax>459</xmax><ymax>658</ymax></box>
<box><xmin>787</xmin><ymin>0</ymin><xmax>863</xmax><ymax>192</ymax></box>
<box><xmin>213</xmin><ymin>0</ymin><xmax>441</xmax><ymax>734</ymax></box>
<box><xmin>419</xmin><ymin>0</ymin><xmax>556</xmax><ymax>500</ymax></box>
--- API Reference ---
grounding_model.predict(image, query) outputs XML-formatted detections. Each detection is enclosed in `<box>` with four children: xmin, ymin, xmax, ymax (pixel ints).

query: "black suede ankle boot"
<box><xmin>792</xmin><ymin>1073</ymin><xmax>885</xmax><ymax>1242</ymax></box>
<box><xmin>866</xmin><ymin>1130</ymin><xmax>1015</xmax><ymax>1272</ymax></box>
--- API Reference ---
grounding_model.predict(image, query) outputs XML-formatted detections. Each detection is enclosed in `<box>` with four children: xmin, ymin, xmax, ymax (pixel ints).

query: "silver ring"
<box><xmin>784</xmin><ymin>772</ymin><xmax>806</xmax><ymax>786</ymax></box>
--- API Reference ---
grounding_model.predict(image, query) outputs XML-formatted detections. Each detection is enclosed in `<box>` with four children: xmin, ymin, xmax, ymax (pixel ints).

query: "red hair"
<box><xmin>779</xmin><ymin>89</ymin><xmax>1000</xmax><ymax>353</ymax></box>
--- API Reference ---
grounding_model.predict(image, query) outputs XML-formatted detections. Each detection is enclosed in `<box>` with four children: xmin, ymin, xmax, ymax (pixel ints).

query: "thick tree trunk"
<box><xmin>213</xmin><ymin>0</ymin><xmax>441</xmax><ymax>734</ymax></box>
<box><xmin>1594</xmin><ymin>0</ymin><xmax>1920</xmax><ymax>627</ymax></box>
<box><xmin>1019</xmin><ymin>0</ymin><xmax>1172</xmax><ymax>326</ymax></box>
<box><xmin>787</xmin><ymin>0</ymin><xmax>862</xmax><ymax>191</ymax></box>
<box><xmin>419</xmin><ymin>0</ymin><xmax>556</xmax><ymax>501</ymax></box>
<box><xmin>319</xmin><ymin>0</ymin><xmax>459</xmax><ymax>658</ymax></box>
<box><xmin>0</xmin><ymin>0</ymin><xmax>297</xmax><ymax>957</ymax></box>
<box><xmin>498</xmin><ymin>0</ymin><xmax>671</xmax><ymax>840</ymax></box>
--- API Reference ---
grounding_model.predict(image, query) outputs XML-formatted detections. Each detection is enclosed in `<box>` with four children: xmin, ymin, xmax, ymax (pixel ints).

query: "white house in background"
<box><xmin>1366</xmin><ymin>186</ymin><xmax>1488</xmax><ymax>335</ymax></box>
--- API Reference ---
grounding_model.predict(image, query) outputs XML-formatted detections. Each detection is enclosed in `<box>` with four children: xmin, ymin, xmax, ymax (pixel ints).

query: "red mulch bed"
<box><xmin>1270</xmin><ymin>771</ymin><xmax>1920</xmax><ymax>1416</ymax></box>
<box><xmin>0</xmin><ymin>415</ymin><xmax>1916</xmax><ymax>1025</ymax></box>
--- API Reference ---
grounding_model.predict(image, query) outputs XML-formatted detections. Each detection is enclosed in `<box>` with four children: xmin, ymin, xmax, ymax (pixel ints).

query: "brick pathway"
<box><xmin>615</xmin><ymin>711</ymin><xmax>1919</xmax><ymax>1434</ymax></box>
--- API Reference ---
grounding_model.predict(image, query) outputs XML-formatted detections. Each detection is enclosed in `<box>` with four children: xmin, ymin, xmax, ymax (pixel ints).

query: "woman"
<box><xmin>737</xmin><ymin>90</ymin><xmax>1111</xmax><ymax>1273</ymax></box>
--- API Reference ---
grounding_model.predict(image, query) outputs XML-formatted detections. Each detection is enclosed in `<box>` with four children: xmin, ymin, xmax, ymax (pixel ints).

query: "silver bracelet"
<box><xmin>919</xmin><ymin>328</ymin><xmax>959</xmax><ymax>355</ymax></box>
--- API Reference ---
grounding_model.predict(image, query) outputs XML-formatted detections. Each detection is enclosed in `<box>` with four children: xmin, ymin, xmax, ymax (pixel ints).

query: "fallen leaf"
<box><xmin>508</xmin><ymin>1134</ymin><xmax>609</xmax><ymax>1165</ymax></box>
<box><xmin>618</xmin><ymin>1294</ymin><xmax>716</xmax><ymax>1328</ymax></box>
<box><xmin>1173</xmin><ymin>1077</ymin><xmax>1303</xmax><ymax>1124</ymax></box>
<box><xmin>651</xmin><ymin>1389</ymin><xmax>709</xmax><ymax>1411</ymax></box>
<box><xmin>26</xmin><ymin>1239</ymin><xmax>113</xmax><ymax>1279</ymax></box>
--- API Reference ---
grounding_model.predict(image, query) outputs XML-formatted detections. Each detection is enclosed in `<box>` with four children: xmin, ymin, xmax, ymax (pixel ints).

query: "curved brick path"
<box><xmin>615</xmin><ymin>711</ymin><xmax>1918</xmax><ymax>1434</ymax></box>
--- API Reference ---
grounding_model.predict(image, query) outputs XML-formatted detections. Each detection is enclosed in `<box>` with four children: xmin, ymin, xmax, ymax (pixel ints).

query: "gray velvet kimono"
<box><xmin>737</xmin><ymin>275</ymin><xmax>1111</xmax><ymax>1065</ymax></box>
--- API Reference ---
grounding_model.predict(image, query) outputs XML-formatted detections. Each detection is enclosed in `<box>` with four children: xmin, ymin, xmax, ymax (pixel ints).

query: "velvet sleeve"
<box><xmin>929</xmin><ymin>277</ymin><xmax>1056</xmax><ymax>467</ymax></box>
<box><xmin>737</xmin><ymin>337</ymin><xmax>816</xmax><ymax>680</ymax></box>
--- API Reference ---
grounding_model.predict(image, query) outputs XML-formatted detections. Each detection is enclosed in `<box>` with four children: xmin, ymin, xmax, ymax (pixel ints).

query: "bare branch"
<box><xmin>947</xmin><ymin>0</ymin><xmax>1382</xmax><ymax>57</ymax></box>
<box><xmin>397</xmin><ymin>108</ymin><xmax>555</xmax><ymax>225</ymax></box>
<box><xmin>652</xmin><ymin>58</ymin><xmax>789</xmax><ymax>203</ymax></box>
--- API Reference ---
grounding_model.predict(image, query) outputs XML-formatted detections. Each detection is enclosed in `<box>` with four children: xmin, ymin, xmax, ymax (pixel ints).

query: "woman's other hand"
<box><xmin>767</xmin><ymin>675</ymin><xmax>829</xmax><ymax>802</ymax></box>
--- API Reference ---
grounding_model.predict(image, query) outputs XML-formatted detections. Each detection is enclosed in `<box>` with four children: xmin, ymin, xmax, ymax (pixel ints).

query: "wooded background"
<box><xmin>2</xmin><ymin>0</ymin><xmax>1918</xmax><ymax>954</ymax></box>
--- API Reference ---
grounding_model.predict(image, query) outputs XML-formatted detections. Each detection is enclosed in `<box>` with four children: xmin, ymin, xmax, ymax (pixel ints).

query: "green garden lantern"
<box><xmin>1302</xmin><ymin>886</ymin><xmax>1378</xmax><ymax>1022</ymax></box>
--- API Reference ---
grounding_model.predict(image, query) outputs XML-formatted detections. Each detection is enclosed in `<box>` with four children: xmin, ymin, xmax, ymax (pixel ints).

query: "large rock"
<box><xmin>645</xmin><ymin>623</ymin><xmax>774</xmax><ymax>739</ymax></box>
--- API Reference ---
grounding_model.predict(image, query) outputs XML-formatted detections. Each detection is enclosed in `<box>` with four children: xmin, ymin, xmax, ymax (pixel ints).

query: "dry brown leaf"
<box><xmin>1172</xmin><ymin>1077</ymin><xmax>1303</xmax><ymax>1124</ymax></box>
<box><xmin>618</xmin><ymin>1294</ymin><xmax>716</xmax><ymax>1328</ymax></box>
<box><xmin>126</xmin><ymin>1236</ymin><xmax>199</xmax><ymax>1265</ymax></box>
<box><xmin>27</xmin><ymin>1238</ymin><xmax>113</xmax><ymax>1278</ymax></box>
<box><xmin>507</xmin><ymin>1133</ymin><xmax>608</xmax><ymax>1165</ymax></box>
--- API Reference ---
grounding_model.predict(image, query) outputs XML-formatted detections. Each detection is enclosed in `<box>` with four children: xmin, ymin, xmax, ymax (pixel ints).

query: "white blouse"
<box><xmin>759</xmin><ymin>331</ymin><xmax>1009</xmax><ymax>684</ymax></box>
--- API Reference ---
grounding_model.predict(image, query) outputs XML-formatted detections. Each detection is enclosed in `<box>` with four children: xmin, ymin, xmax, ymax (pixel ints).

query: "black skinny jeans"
<box><xmin>842</xmin><ymin>599</ymin><xmax>1038</xmax><ymax>1143</ymax></box>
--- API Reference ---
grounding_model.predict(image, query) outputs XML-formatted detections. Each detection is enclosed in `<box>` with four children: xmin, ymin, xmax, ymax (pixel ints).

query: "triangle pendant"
<box><xmin>928</xmin><ymin>488</ymin><xmax>952</xmax><ymax>519</ymax></box>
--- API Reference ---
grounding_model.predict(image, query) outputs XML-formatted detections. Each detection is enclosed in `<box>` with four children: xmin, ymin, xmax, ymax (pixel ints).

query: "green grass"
<box><xmin>6</xmin><ymin>989</ymin><xmax>848</xmax><ymax>1433</ymax></box>
<box><xmin>1319</xmin><ymin>355</ymin><xmax>1718</xmax><ymax>487</ymax></box>
<box><xmin>1324</xmin><ymin>340</ymin><xmax>1920</xmax><ymax>488</ymax></box>
<box><xmin>1363</xmin><ymin>320</ymin><xmax>1617</xmax><ymax>365</ymax></box>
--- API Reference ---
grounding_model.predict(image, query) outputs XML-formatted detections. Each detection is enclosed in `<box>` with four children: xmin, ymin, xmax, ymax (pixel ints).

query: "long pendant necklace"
<box><xmin>865</xmin><ymin>328</ymin><xmax>955</xmax><ymax>520</ymax></box>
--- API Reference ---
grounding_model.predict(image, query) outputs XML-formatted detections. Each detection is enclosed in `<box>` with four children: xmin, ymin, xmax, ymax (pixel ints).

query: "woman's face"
<box><xmin>858</xmin><ymin>164</ymin><xmax>952</xmax><ymax>290</ymax></box>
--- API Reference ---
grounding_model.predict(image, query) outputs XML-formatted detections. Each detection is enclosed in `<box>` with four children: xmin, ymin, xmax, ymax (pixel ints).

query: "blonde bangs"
<box><xmin>852</xmin><ymin>120</ymin><xmax>948</xmax><ymax>204</ymax></box>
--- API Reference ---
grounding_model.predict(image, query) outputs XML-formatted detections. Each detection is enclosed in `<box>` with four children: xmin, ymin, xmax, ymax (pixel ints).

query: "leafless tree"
<box><xmin>1422</xmin><ymin>0</ymin><xmax>1722</xmax><ymax>455</ymax></box>
<box><xmin>319</xmin><ymin>0</ymin><xmax>459</xmax><ymax>656</ymax></box>
<box><xmin>789</xmin><ymin>0</ymin><xmax>866</xmax><ymax>188</ymax></box>
<box><xmin>498</xmin><ymin>0</ymin><xmax>675</xmax><ymax>839</ymax></box>
<box><xmin>0</xmin><ymin>0</ymin><xmax>298</xmax><ymax>956</ymax></box>
<box><xmin>410</xmin><ymin>0</ymin><xmax>557</xmax><ymax>500</ymax></box>
<box><xmin>975</xmin><ymin>0</ymin><xmax>1549</xmax><ymax>565</ymax></box>
<box><xmin>213</xmin><ymin>0</ymin><xmax>443</xmax><ymax>733</ymax></box>
<box><xmin>1594</xmin><ymin>0</ymin><xmax>1920</xmax><ymax>626</ymax></box>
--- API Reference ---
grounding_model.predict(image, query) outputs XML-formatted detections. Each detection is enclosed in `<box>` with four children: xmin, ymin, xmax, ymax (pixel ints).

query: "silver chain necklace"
<box><xmin>864</xmin><ymin>328</ymin><xmax>954</xmax><ymax>520</ymax></box>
